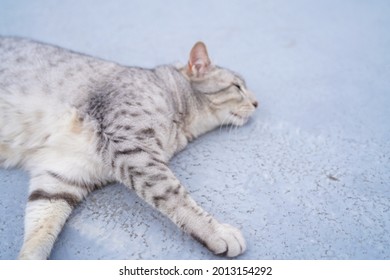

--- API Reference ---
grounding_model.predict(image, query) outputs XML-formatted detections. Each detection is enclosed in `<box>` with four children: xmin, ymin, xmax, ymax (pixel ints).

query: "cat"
<box><xmin>0</xmin><ymin>36</ymin><xmax>258</xmax><ymax>259</ymax></box>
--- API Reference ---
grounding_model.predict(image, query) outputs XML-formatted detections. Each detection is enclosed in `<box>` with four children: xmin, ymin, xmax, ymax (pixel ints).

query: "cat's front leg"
<box><xmin>173</xmin><ymin>194</ymin><xmax>247</xmax><ymax>257</ymax></box>
<box><xmin>114</xmin><ymin>152</ymin><xmax>246</xmax><ymax>257</ymax></box>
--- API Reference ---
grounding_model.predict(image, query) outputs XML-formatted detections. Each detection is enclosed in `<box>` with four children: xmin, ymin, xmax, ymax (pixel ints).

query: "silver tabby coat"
<box><xmin>0</xmin><ymin>37</ymin><xmax>258</xmax><ymax>259</ymax></box>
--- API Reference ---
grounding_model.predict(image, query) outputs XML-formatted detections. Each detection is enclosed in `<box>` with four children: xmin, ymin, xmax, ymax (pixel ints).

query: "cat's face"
<box><xmin>185</xmin><ymin>42</ymin><xmax>258</xmax><ymax>126</ymax></box>
<box><xmin>190</xmin><ymin>67</ymin><xmax>258</xmax><ymax>126</ymax></box>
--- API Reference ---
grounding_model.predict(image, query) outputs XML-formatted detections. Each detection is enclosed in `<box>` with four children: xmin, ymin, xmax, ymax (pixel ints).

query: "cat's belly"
<box><xmin>0</xmin><ymin>101</ymin><xmax>111</xmax><ymax>185</ymax></box>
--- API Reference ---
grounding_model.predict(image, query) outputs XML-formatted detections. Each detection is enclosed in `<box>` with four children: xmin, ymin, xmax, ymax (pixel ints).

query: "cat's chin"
<box><xmin>230</xmin><ymin>112</ymin><xmax>250</xmax><ymax>126</ymax></box>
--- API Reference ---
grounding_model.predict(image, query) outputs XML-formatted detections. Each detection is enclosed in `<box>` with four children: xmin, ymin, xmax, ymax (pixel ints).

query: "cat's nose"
<box><xmin>252</xmin><ymin>101</ymin><xmax>258</xmax><ymax>108</ymax></box>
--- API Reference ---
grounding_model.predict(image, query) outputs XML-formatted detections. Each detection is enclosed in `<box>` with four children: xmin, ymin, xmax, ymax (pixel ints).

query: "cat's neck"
<box><xmin>155</xmin><ymin>66</ymin><xmax>221</xmax><ymax>140</ymax></box>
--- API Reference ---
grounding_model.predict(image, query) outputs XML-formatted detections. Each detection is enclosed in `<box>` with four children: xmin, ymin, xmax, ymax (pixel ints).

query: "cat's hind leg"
<box><xmin>19</xmin><ymin>172</ymin><xmax>89</xmax><ymax>260</ymax></box>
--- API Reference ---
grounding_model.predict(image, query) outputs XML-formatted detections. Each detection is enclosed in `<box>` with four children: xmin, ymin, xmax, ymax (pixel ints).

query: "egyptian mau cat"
<box><xmin>0</xmin><ymin>37</ymin><xmax>258</xmax><ymax>259</ymax></box>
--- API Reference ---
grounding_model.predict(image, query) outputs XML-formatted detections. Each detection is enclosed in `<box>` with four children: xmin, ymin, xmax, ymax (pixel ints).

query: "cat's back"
<box><xmin>0</xmin><ymin>36</ymin><xmax>119</xmax><ymax>101</ymax></box>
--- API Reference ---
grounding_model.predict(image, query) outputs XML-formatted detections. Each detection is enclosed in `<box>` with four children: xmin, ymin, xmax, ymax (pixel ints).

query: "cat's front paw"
<box><xmin>200</xmin><ymin>223</ymin><xmax>246</xmax><ymax>257</ymax></box>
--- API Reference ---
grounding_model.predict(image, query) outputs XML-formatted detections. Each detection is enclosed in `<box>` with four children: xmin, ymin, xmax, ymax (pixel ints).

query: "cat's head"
<box><xmin>184</xmin><ymin>42</ymin><xmax>258</xmax><ymax>127</ymax></box>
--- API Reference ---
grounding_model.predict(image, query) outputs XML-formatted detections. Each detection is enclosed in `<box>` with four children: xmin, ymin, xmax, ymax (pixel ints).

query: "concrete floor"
<box><xmin>0</xmin><ymin>0</ymin><xmax>389</xmax><ymax>259</ymax></box>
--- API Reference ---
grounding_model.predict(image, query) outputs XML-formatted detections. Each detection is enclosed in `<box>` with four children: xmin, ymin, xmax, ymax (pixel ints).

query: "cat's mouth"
<box><xmin>230</xmin><ymin>112</ymin><xmax>250</xmax><ymax>125</ymax></box>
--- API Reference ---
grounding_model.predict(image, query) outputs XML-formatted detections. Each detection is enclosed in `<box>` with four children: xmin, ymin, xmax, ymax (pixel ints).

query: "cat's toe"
<box><xmin>208</xmin><ymin>223</ymin><xmax>246</xmax><ymax>257</ymax></box>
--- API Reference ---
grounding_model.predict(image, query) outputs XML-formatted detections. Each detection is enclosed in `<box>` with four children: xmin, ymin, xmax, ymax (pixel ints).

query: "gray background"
<box><xmin>0</xmin><ymin>0</ymin><xmax>389</xmax><ymax>259</ymax></box>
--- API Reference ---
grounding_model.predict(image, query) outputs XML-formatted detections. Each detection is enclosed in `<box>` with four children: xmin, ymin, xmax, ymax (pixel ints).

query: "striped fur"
<box><xmin>0</xmin><ymin>37</ymin><xmax>257</xmax><ymax>259</ymax></box>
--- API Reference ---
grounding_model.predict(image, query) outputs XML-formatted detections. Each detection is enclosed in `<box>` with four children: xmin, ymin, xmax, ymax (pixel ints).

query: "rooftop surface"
<box><xmin>0</xmin><ymin>0</ymin><xmax>389</xmax><ymax>259</ymax></box>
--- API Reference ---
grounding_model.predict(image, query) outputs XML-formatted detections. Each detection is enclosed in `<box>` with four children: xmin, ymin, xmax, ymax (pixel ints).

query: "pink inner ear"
<box><xmin>188</xmin><ymin>42</ymin><xmax>211</xmax><ymax>76</ymax></box>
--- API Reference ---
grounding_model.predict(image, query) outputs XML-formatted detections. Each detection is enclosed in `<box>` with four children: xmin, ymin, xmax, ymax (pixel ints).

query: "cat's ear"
<box><xmin>187</xmin><ymin>42</ymin><xmax>211</xmax><ymax>77</ymax></box>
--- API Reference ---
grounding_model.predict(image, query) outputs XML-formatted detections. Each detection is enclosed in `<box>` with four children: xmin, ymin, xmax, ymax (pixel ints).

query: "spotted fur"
<box><xmin>0</xmin><ymin>37</ymin><xmax>258</xmax><ymax>259</ymax></box>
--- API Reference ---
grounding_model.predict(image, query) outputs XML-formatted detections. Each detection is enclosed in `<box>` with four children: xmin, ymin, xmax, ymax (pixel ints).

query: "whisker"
<box><xmin>218</xmin><ymin>106</ymin><xmax>254</xmax><ymax>136</ymax></box>
<box><xmin>219</xmin><ymin>114</ymin><xmax>232</xmax><ymax>133</ymax></box>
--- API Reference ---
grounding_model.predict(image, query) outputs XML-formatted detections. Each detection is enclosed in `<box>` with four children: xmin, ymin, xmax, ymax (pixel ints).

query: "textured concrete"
<box><xmin>0</xmin><ymin>0</ymin><xmax>389</xmax><ymax>259</ymax></box>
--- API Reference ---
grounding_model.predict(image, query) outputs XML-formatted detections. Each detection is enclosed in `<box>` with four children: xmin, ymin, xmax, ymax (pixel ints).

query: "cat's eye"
<box><xmin>233</xmin><ymin>83</ymin><xmax>242</xmax><ymax>91</ymax></box>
